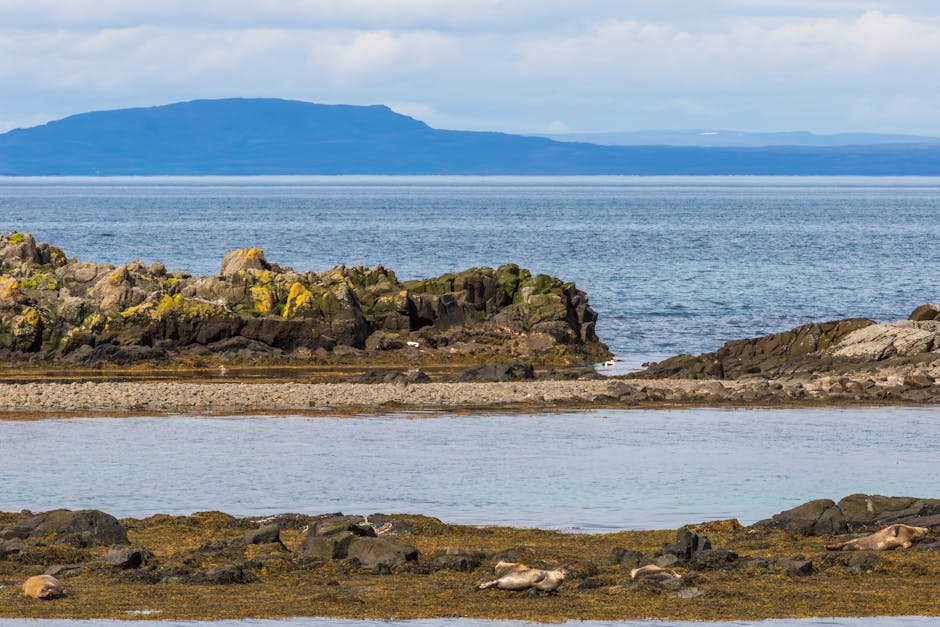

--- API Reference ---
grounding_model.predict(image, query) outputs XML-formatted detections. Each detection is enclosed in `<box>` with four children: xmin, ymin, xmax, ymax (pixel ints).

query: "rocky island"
<box><xmin>1</xmin><ymin>495</ymin><xmax>938</xmax><ymax>620</ymax></box>
<box><xmin>0</xmin><ymin>232</ymin><xmax>607</xmax><ymax>369</ymax></box>
<box><xmin>1</xmin><ymin>231</ymin><xmax>940</xmax><ymax>413</ymax></box>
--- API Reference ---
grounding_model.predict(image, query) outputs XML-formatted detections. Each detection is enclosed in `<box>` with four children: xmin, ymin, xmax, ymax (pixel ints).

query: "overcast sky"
<box><xmin>1</xmin><ymin>0</ymin><xmax>939</xmax><ymax>135</ymax></box>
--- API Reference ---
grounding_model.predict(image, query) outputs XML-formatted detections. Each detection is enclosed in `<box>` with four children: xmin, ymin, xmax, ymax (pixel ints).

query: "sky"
<box><xmin>1</xmin><ymin>0</ymin><xmax>939</xmax><ymax>135</ymax></box>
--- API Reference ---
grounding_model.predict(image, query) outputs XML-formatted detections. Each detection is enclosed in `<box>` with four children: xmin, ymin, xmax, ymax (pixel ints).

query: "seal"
<box><xmin>630</xmin><ymin>564</ymin><xmax>680</xmax><ymax>582</ymax></box>
<box><xmin>479</xmin><ymin>562</ymin><xmax>568</xmax><ymax>592</ymax></box>
<box><xmin>825</xmin><ymin>523</ymin><xmax>930</xmax><ymax>551</ymax></box>
<box><xmin>22</xmin><ymin>574</ymin><xmax>65</xmax><ymax>599</ymax></box>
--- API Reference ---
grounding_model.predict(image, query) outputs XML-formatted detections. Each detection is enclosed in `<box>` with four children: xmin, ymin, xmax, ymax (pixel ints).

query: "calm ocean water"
<box><xmin>2</xmin><ymin>176</ymin><xmax>940</xmax><ymax>359</ymax></box>
<box><xmin>2</xmin><ymin>407</ymin><xmax>938</xmax><ymax>531</ymax></box>
<box><xmin>3</xmin><ymin>178</ymin><xmax>939</xmax><ymax>625</ymax></box>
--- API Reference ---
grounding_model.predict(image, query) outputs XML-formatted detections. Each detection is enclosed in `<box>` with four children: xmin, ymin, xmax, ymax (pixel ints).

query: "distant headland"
<box><xmin>2</xmin><ymin>98</ymin><xmax>940</xmax><ymax>175</ymax></box>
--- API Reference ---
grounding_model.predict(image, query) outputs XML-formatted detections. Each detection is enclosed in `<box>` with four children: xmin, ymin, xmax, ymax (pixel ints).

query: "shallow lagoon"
<box><xmin>2</xmin><ymin>407</ymin><xmax>937</xmax><ymax>531</ymax></box>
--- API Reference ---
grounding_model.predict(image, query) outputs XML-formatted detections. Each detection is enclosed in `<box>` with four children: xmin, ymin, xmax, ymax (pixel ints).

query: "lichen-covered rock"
<box><xmin>0</xmin><ymin>233</ymin><xmax>609</xmax><ymax>367</ymax></box>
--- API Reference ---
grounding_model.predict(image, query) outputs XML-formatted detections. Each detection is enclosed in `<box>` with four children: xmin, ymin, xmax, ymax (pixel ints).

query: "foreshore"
<box><xmin>0</xmin><ymin>373</ymin><xmax>933</xmax><ymax>417</ymax></box>
<box><xmin>2</xmin><ymin>497</ymin><xmax>939</xmax><ymax>621</ymax></box>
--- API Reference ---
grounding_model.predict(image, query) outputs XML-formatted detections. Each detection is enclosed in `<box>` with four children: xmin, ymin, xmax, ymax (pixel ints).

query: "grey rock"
<box><xmin>0</xmin><ymin>509</ymin><xmax>128</xmax><ymax>546</ymax></box>
<box><xmin>346</xmin><ymin>536</ymin><xmax>418</xmax><ymax>573</ymax></box>
<box><xmin>103</xmin><ymin>545</ymin><xmax>154</xmax><ymax>569</ymax></box>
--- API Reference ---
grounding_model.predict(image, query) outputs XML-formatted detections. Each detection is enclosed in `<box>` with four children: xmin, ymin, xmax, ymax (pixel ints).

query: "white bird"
<box><xmin>603</xmin><ymin>359</ymin><xmax>616</xmax><ymax>367</ymax></box>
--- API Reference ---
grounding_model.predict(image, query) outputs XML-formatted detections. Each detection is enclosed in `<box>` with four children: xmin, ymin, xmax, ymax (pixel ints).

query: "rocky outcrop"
<box><xmin>753</xmin><ymin>494</ymin><xmax>940</xmax><ymax>535</ymax></box>
<box><xmin>0</xmin><ymin>509</ymin><xmax>128</xmax><ymax>547</ymax></box>
<box><xmin>0</xmin><ymin>233</ymin><xmax>609</xmax><ymax>367</ymax></box>
<box><xmin>639</xmin><ymin>308</ymin><xmax>940</xmax><ymax>380</ymax></box>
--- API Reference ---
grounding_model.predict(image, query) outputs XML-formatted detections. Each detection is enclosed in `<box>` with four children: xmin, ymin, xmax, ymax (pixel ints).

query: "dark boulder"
<box><xmin>103</xmin><ymin>545</ymin><xmax>154</xmax><ymax>569</ymax></box>
<box><xmin>608</xmin><ymin>547</ymin><xmax>645</xmax><ymax>569</ymax></box>
<box><xmin>909</xmin><ymin>303</ymin><xmax>940</xmax><ymax>321</ymax></box>
<box><xmin>0</xmin><ymin>509</ymin><xmax>128</xmax><ymax>546</ymax></box>
<box><xmin>754</xmin><ymin>494</ymin><xmax>940</xmax><ymax>535</ymax></box>
<box><xmin>189</xmin><ymin>561</ymin><xmax>255</xmax><ymax>584</ymax></box>
<box><xmin>426</xmin><ymin>548</ymin><xmax>484</xmax><ymax>572</ymax></box>
<box><xmin>661</xmin><ymin>527</ymin><xmax>712</xmax><ymax>563</ymax></box>
<box><xmin>346</xmin><ymin>537</ymin><xmax>418</xmax><ymax>573</ymax></box>
<box><xmin>455</xmin><ymin>360</ymin><xmax>535</xmax><ymax>382</ymax></box>
<box><xmin>753</xmin><ymin>499</ymin><xmax>847</xmax><ymax>535</ymax></box>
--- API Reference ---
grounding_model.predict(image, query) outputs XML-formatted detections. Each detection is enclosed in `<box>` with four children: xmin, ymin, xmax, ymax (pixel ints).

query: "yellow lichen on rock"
<box><xmin>283</xmin><ymin>282</ymin><xmax>315</xmax><ymax>319</ymax></box>
<box><xmin>0</xmin><ymin>277</ymin><xmax>19</xmax><ymax>299</ymax></box>
<box><xmin>23</xmin><ymin>307</ymin><xmax>41</xmax><ymax>326</ymax></box>
<box><xmin>250</xmin><ymin>285</ymin><xmax>276</xmax><ymax>315</ymax></box>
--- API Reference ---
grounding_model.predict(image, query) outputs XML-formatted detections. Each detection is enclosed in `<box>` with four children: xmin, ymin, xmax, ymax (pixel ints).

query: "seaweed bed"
<box><xmin>1</xmin><ymin>510</ymin><xmax>938</xmax><ymax>621</ymax></box>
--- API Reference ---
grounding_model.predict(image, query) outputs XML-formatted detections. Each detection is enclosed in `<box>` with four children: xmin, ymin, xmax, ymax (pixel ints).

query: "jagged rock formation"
<box><xmin>754</xmin><ymin>494</ymin><xmax>940</xmax><ymax>535</ymax></box>
<box><xmin>0</xmin><ymin>232</ymin><xmax>608</xmax><ymax>367</ymax></box>
<box><xmin>638</xmin><ymin>312</ymin><xmax>940</xmax><ymax>380</ymax></box>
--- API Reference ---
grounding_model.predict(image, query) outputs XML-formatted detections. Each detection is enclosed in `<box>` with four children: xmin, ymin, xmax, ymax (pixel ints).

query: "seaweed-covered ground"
<box><xmin>1</xmin><ymin>507</ymin><xmax>938</xmax><ymax>621</ymax></box>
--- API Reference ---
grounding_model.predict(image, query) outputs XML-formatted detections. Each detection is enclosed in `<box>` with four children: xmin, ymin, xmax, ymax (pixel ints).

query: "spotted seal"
<box><xmin>825</xmin><ymin>523</ymin><xmax>930</xmax><ymax>551</ymax></box>
<box><xmin>479</xmin><ymin>562</ymin><xmax>568</xmax><ymax>592</ymax></box>
<box><xmin>22</xmin><ymin>575</ymin><xmax>65</xmax><ymax>599</ymax></box>
<box><xmin>630</xmin><ymin>564</ymin><xmax>681</xmax><ymax>582</ymax></box>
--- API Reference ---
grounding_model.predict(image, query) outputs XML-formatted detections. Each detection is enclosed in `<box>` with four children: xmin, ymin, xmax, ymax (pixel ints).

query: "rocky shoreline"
<box><xmin>1</xmin><ymin>495</ymin><xmax>938</xmax><ymax>620</ymax></box>
<box><xmin>3</xmin><ymin>231</ymin><xmax>940</xmax><ymax>411</ymax></box>
<box><xmin>2</xmin><ymin>366</ymin><xmax>940</xmax><ymax>416</ymax></box>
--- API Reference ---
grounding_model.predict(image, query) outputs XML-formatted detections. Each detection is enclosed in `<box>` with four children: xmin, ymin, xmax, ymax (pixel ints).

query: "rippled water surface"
<box><xmin>3</xmin><ymin>176</ymin><xmax>940</xmax><ymax>358</ymax></box>
<box><xmin>1</xmin><ymin>407</ymin><xmax>937</xmax><ymax>530</ymax></box>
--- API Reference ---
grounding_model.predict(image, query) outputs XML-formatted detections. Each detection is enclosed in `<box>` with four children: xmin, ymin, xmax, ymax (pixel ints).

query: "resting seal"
<box><xmin>825</xmin><ymin>523</ymin><xmax>929</xmax><ymax>551</ymax></box>
<box><xmin>22</xmin><ymin>575</ymin><xmax>65</xmax><ymax>599</ymax></box>
<box><xmin>630</xmin><ymin>564</ymin><xmax>680</xmax><ymax>582</ymax></box>
<box><xmin>479</xmin><ymin>562</ymin><xmax>568</xmax><ymax>592</ymax></box>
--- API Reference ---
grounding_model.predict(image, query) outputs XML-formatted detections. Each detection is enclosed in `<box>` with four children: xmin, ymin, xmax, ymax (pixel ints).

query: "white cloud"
<box><xmin>1</xmin><ymin>3</ymin><xmax>940</xmax><ymax>134</ymax></box>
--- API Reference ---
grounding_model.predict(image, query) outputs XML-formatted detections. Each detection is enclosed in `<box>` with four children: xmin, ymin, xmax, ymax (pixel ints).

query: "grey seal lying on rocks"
<box><xmin>630</xmin><ymin>564</ymin><xmax>681</xmax><ymax>581</ymax></box>
<box><xmin>22</xmin><ymin>574</ymin><xmax>65</xmax><ymax>599</ymax></box>
<box><xmin>825</xmin><ymin>523</ymin><xmax>930</xmax><ymax>551</ymax></box>
<box><xmin>478</xmin><ymin>561</ymin><xmax>568</xmax><ymax>592</ymax></box>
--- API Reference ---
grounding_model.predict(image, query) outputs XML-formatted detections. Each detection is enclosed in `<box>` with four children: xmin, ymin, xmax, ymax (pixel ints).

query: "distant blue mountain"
<box><xmin>2</xmin><ymin>98</ymin><xmax>940</xmax><ymax>175</ymax></box>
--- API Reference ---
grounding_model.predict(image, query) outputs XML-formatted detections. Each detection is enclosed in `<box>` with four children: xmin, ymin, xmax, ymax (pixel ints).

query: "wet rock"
<box><xmin>608</xmin><ymin>547</ymin><xmax>645</xmax><ymax>569</ymax></box>
<box><xmin>0</xmin><ymin>537</ymin><xmax>25</xmax><ymax>557</ymax></box>
<box><xmin>346</xmin><ymin>537</ymin><xmax>418</xmax><ymax>573</ymax></box>
<box><xmin>103</xmin><ymin>545</ymin><xmax>154</xmax><ymax>569</ymax></box>
<box><xmin>426</xmin><ymin>548</ymin><xmax>484</xmax><ymax>572</ymax></box>
<box><xmin>0</xmin><ymin>509</ymin><xmax>129</xmax><ymax>547</ymax></box>
<box><xmin>300</xmin><ymin>532</ymin><xmax>356</xmax><ymax>561</ymax></box>
<box><xmin>189</xmin><ymin>561</ymin><xmax>255</xmax><ymax>584</ymax></box>
<box><xmin>689</xmin><ymin>549</ymin><xmax>739</xmax><ymax>570</ymax></box>
<box><xmin>365</xmin><ymin>514</ymin><xmax>414</xmax><ymax>536</ymax></box>
<box><xmin>43</xmin><ymin>563</ymin><xmax>86</xmax><ymax>577</ymax></box>
<box><xmin>753</xmin><ymin>499</ymin><xmax>847</xmax><ymax>535</ymax></box>
<box><xmin>772</xmin><ymin>557</ymin><xmax>815</xmax><ymax>576</ymax></box>
<box><xmin>661</xmin><ymin>527</ymin><xmax>712</xmax><ymax>563</ymax></box>
<box><xmin>455</xmin><ymin>360</ymin><xmax>535</xmax><ymax>382</ymax></box>
<box><xmin>910</xmin><ymin>303</ymin><xmax>940</xmax><ymax>322</ymax></box>
<box><xmin>240</xmin><ymin>524</ymin><xmax>283</xmax><ymax>546</ymax></box>
<box><xmin>638</xmin><ymin>318</ymin><xmax>873</xmax><ymax>380</ymax></box>
<box><xmin>835</xmin><ymin>494</ymin><xmax>940</xmax><ymax>528</ymax></box>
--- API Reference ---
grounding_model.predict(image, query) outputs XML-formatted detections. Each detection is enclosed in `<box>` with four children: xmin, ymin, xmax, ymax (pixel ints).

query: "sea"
<box><xmin>1</xmin><ymin>176</ymin><xmax>939</xmax><ymax>626</ymax></box>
